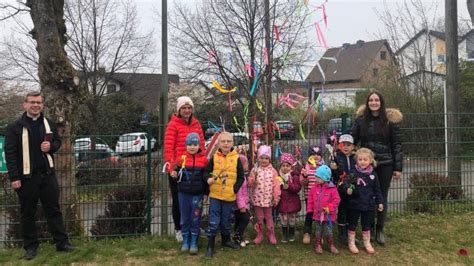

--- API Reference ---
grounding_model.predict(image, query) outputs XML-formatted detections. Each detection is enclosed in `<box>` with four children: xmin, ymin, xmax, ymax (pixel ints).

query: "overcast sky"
<box><xmin>0</xmin><ymin>0</ymin><xmax>471</xmax><ymax>75</ymax></box>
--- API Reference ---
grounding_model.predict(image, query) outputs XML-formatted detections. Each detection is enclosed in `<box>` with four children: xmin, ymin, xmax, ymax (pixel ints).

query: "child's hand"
<box><xmin>170</xmin><ymin>171</ymin><xmax>178</xmax><ymax>178</ymax></box>
<box><xmin>330</xmin><ymin>161</ymin><xmax>337</xmax><ymax>170</ymax></box>
<box><xmin>207</xmin><ymin>178</ymin><xmax>215</xmax><ymax>185</ymax></box>
<box><xmin>239</xmin><ymin>208</ymin><xmax>247</xmax><ymax>213</ymax></box>
<box><xmin>283</xmin><ymin>183</ymin><xmax>289</xmax><ymax>190</ymax></box>
<box><xmin>272</xmin><ymin>200</ymin><xmax>279</xmax><ymax>207</ymax></box>
<box><xmin>323</xmin><ymin>207</ymin><xmax>330</xmax><ymax>214</ymax></box>
<box><xmin>203</xmin><ymin>195</ymin><xmax>208</xmax><ymax>203</ymax></box>
<box><xmin>301</xmin><ymin>168</ymin><xmax>307</xmax><ymax>176</ymax></box>
<box><xmin>347</xmin><ymin>188</ymin><xmax>353</xmax><ymax>195</ymax></box>
<box><xmin>378</xmin><ymin>204</ymin><xmax>384</xmax><ymax>212</ymax></box>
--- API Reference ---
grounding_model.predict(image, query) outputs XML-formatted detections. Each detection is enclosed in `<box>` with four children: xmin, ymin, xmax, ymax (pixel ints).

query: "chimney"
<box><xmin>342</xmin><ymin>43</ymin><xmax>350</xmax><ymax>49</ymax></box>
<box><xmin>356</xmin><ymin>40</ymin><xmax>365</xmax><ymax>47</ymax></box>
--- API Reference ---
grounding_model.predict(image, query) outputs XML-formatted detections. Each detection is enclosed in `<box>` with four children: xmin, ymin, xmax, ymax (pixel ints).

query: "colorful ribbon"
<box><xmin>250</xmin><ymin>65</ymin><xmax>260</xmax><ymax>96</ymax></box>
<box><xmin>256</xmin><ymin>98</ymin><xmax>265</xmax><ymax>114</ymax></box>
<box><xmin>274</xmin><ymin>25</ymin><xmax>280</xmax><ymax>42</ymax></box>
<box><xmin>212</xmin><ymin>80</ymin><xmax>237</xmax><ymax>93</ymax></box>
<box><xmin>314</xmin><ymin>22</ymin><xmax>328</xmax><ymax>49</ymax></box>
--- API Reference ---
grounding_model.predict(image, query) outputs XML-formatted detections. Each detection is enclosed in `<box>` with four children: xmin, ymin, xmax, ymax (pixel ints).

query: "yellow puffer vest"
<box><xmin>209</xmin><ymin>149</ymin><xmax>239</xmax><ymax>202</ymax></box>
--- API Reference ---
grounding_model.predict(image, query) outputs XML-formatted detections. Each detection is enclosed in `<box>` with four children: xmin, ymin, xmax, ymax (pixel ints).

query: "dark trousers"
<box><xmin>168</xmin><ymin>175</ymin><xmax>181</xmax><ymax>231</ymax></box>
<box><xmin>347</xmin><ymin>209</ymin><xmax>374</xmax><ymax>231</ymax></box>
<box><xmin>234</xmin><ymin>210</ymin><xmax>250</xmax><ymax>237</ymax></box>
<box><xmin>337</xmin><ymin>196</ymin><xmax>348</xmax><ymax>226</ymax></box>
<box><xmin>206</xmin><ymin>198</ymin><xmax>235</xmax><ymax>236</ymax></box>
<box><xmin>304</xmin><ymin>199</ymin><xmax>313</xmax><ymax>233</ymax></box>
<box><xmin>375</xmin><ymin>164</ymin><xmax>393</xmax><ymax>228</ymax></box>
<box><xmin>178</xmin><ymin>193</ymin><xmax>203</xmax><ymax>235</ymax></box>
<box><xmin>16</xmin><ymin>172</ymin><xmax>68</xmax><ymax>250</ymax></box>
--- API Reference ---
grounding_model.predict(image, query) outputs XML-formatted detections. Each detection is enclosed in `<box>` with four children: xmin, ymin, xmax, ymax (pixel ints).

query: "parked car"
<box><xmin>274</xmin><ymin>120</ymin><xmax>296</xmax><ymax>139</ymax></box>
<box><xmin>73</xmin><ymin>137</ymin><xmax>110</xmax><ymax>151</ymax></box>
<box><xmin>75</xmin><ymin>147</ymin><xmax>120</xmax><ymax>166</ymax></box>
<box><xmin>252</xmin><ymin>121</ymin><xmax>264</xmax><ymax>138</ymax></box>
<box><xmin>115</xmin><ymin>132</ymin><xmax>156</xmax><ymax>155</ymax></box>
<box><xmin>204</xmin><ymin>123</ymin><xmax>238</xmax><ymax>140</ymax></box>
<box><xmin>327</xmin><ymin>117</ymin><xmax>352</xmax><ymax>144</ymax></box>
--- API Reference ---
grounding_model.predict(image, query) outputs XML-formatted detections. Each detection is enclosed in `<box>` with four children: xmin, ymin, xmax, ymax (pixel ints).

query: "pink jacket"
<box><xmin>248</xmin><ymin>165</ymin><xmax>281</xmax><ymax>208</ymax></box>
<box><xmin>278</xmin><ymin>170</ymin><xmax>302</xmax><ymax>214</ymax></box>
<box><xmin>307</xmin><ymin>182</ymin><xmax>340</xmax><ymax>222</ymax></box>
<box><xmin>236</xmin><ymin>176</ymin><xmax>249</xmax><ymax>209</ymax></box>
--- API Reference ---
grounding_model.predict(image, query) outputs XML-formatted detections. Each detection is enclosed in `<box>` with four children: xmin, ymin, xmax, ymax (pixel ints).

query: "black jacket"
<box><xmin>5</xmin><ymin>112</ymin><xmax>61</xmax><ymax>181</ymax></box>
<box><xmin>343</xmin><ymin>168</ymin><xmax>383</xmax><ymax>211</ymax></box>
<box><xmin>350</xmin><ymin>106</ymin><xmax>403</xmax><ymax>171</ymax></box>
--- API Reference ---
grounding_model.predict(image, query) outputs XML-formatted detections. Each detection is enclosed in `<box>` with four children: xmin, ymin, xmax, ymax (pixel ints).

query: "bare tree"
<box><xmin>168</xmin><ymin>0</ymin><xmax>316</xmax><ymax>138</ymax></box>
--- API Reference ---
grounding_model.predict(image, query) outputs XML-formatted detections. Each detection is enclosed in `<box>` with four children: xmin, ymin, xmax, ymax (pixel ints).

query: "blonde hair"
<box><xmin>218</xmin><ymin>131</ymin><xmax>233</xmax><ymax>144</ymax></box>
<box><xmin>355</xmin><ymin>148</ymin><xmax>377</xmax><ymax>167</ymax></box>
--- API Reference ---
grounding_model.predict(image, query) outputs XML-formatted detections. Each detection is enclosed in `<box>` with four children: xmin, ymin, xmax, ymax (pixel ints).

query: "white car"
<box><xmin>73</xmin><ymin>137</ymin><xmax>110</xmax><ymax>151</ymax></box>
<box><xmin>115</xmin><ymin>132</ymin><xmax>156</xmax><ymax>155</ymax></box>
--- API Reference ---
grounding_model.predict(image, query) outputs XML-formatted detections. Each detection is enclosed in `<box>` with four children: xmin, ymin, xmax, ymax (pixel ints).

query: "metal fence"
<box><xmin>1</xmin><ymin>113</ymin><xmax>473</xmax><ymax>245</ymax></box>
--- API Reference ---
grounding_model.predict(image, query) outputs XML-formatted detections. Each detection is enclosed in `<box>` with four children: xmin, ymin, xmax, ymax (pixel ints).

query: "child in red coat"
<box><xmin>307</xmin><ymin>165</ymin><xmax>341</xmax><ymax>254</ymax></box>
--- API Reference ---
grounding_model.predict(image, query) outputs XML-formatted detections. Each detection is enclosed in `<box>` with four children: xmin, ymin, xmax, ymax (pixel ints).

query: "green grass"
<box><xmin>1</xmin><ymin>212</ymin><xmax>473</xmax><ymax>265</ymax></box>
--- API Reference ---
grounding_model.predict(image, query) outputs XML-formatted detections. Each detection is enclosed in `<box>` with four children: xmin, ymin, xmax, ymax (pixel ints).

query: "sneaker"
<box><xmin>175</xmin><ymin>230</ymin><xmax>183</xmax><ymax>243</ymax></box>
<box><xmin>56</xmin><ymin>243</ymin><xmax>75</xmax><ymax>252</ymax></box>
<box><xmin>23</xmin><ymin>248</ymin><xmax>37</xmax><ymax>260</ymax></box>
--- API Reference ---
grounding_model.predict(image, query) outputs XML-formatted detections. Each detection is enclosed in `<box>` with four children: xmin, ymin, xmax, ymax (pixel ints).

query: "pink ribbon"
<box><xmin>322</xmin><ymin>4</ymin><xmax>328</xmax><ymax>28</ymax></box>
<box><xmin>274</xmin><ymin>25</ymin><xmax>280</xmax><ymax>42</ymax></box>
<box><xmin>208</xmin><ymin>50</ymin><xmax>216</xmax><ymax>66</ymax></box>
<box><xmin>314</xmin><ymin>22</ymin><xmax>328</xmax><ymax>49</ymax></box>
<box><xmin>245</xmin><ymin>64</ymin><xmax>256</xmax><ymax>77</ymax></box>
<box><xmin>357</xmin><ymin>177</ymin><xmax>367</xmax><ymax>187</ymax></box>
<box><xmin>263</xmin><ymin>47</ymin><xmax>269</xmax><ymax>65</ymax></box>
<box><xmin>277</xmin><ymin>93</ymin><xmax>308</xmax><ymax>109</ymax></box>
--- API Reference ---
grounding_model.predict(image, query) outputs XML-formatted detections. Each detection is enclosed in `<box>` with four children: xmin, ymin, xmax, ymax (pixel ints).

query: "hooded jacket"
<box><xmin>278</xmin><ymin>169</ymin><xmax>302</xmax><ymax>214</ymax></box>
<box><xmin>307</xmin><ymin>182</ymin><xmax>340</xmax><ymax>222</ymax></box>
<box><xmin>350</xmin><ymin>106</ymin><xmax>403</xmax><ymax>171</ymax></box>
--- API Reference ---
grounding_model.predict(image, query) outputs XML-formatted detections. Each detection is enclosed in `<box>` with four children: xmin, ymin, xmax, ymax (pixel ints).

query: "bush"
<box><xmin>406</xmin><ymin>173</ymin><xmax>464</xmax><ymax>213</ymax></box>
<box><xmin>75</xmin><ymin>159</ymin><xmax>122</xmax><ymax>186</ymax></box>
<box><xmin>90</xmin><ymin>186</ymin><xmax>148</xmax><ymax>237</ymax></box>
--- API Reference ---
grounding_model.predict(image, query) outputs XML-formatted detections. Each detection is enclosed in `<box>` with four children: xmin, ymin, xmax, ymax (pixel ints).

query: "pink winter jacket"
<box><xmin>236</xmin><ymin>176</ymin><xmax>249</xmax><ymax>209</ymax></box>
<box><xmin>307</xmin><ymin>182</ymin><xmax>340</xmax><ymax>222</ymax></box>
<box><xmin>248</xmin><ymin>165</ymin><xmax>281</xmax><ymax>208</ymax></box>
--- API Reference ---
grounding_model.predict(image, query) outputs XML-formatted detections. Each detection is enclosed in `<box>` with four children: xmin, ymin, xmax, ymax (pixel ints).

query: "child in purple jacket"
<box><xmin>307</xmin><ymin>165</ymin><xmax>341</xmax><ymax>254</ymax></box>
<box><xmin>277</xmin><ymin>153</ymin><xmax>301</xmax><ymax>243</ymax></box>
<box><xmin>233</xmin><ymin>153</ymin><xmax>250</xmax><ymax>247</ymax></box>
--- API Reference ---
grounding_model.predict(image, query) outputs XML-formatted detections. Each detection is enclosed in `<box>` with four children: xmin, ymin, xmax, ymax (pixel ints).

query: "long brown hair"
<box><xmin>362</xmin><ymin>90</ymin><xmax>389</xmax><ymax>137</ymax></box>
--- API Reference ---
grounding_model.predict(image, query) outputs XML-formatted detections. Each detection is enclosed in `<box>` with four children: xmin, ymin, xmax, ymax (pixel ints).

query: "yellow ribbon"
<box><xmin>212</xmin><ymin>80</ymin><xmax>237</xmax><ymax>93</ymax></box>
<box><xmin>308</xmin><ymin>156</ymin><xmax>317</xmax><ymax>167</ymax></box>
<box><xmin>256</xmin><ymin>98</ymin><xmax>265</xmax><ymax>114</ymax></box>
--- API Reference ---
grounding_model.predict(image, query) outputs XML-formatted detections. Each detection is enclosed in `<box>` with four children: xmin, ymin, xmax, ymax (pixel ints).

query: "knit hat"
<box><xmin>257</xmin><ymin>145</ymin><xmax>272</xmax><ymax>159</ymax></box>
<box><xmin>308</xmin><ymin>145</ymin><xmax>322</xmax><ymax>156</ymax></box>
<box><xmin>339</xmin><ymin>134</ymin><xmax>354</xmax><ymax>144</ymax></box>
<box><xmin>185</xmin><ymin>132</ymin><xmax>200</xmax><ymax>145</ymax></box>
<box><xmin>315</xmin><ymin>165</ymin><xmax>332</xmax><ymax>182</ymax></box>
<box><xmin>176</xmin><ymin>96</ymin><xmax>194</xmax><ymax>112</ymax></box>
<box><xmin>280</xmin><ymin>153</ymin><xmax>296</xmax><ymax>166</ymax></box>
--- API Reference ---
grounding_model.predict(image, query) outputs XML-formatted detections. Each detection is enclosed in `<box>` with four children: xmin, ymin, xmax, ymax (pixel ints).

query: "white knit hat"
<box><xmin>176</xmin><ymin>96</ymin><xmax>194</xmax><ymax>112</ymax></box>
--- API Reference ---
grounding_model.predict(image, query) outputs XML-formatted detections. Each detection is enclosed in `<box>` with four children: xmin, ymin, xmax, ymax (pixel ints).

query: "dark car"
<box><xmin>327</xmin><ymin>117</ymin><xmax>352</xmax><ymax>144</ymax></box>
<box><xmin>204</xmin><ymin>123</ymin><xmax>238</xmax><ymax>140</ymax></box>
<box><xmin>274</xmin><ymin>120</ymin><xmax>296</xmax><ymax>139</ymax></box>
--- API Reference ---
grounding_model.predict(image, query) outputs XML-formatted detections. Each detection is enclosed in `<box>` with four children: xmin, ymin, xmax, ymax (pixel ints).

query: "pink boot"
<box><xmin>253</xmin><ymin>223</ymin><xmax>264</xmax><ymax>245</ymax></box>
<box><xmin>267</xmin><ymin>226</ymin><xmax>277</xmax><ymax>245</ymax></box>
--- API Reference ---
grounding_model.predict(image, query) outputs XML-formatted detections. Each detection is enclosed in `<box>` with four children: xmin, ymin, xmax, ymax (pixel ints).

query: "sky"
<box><xmin>0</xmin><ymin>0</ymin><xmax>471</xmax><ymax>76</ymax></box>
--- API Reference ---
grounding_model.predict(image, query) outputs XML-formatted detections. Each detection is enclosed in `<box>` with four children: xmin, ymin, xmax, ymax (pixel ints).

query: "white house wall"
<box><xmin>315</xmin><ymin>88</ymin><xmax>364</xmax><ymax>109</ymax></box>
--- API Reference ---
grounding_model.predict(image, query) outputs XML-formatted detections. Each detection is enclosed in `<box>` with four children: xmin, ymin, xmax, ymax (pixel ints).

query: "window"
<box><xmin>372</xmin><ymin>68</ymin><xmax>379</xmax><ymax>77</ymax></box>
<box><xmin>380</xmin><ymin>51</ymin><xmax>387</xmax><ymax>60</ymax></box>
<box><xmin>106</xmin><ymin>84</ymin><xmax>117</xmax><ymax>94</ymax></box>
<box><xmin>437</xmin><ymin>55</ymin><xmax>445</xmax><ymax>62</ymax></box>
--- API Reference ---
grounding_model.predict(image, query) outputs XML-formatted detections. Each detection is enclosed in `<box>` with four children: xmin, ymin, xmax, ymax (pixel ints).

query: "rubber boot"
<box><xmin>348</xmin><ymin>230</ymin><xmax>359</xmax><ymax>254</ymax></box>
<box><xmin>302</xmin><ymin>225</ymin><xmax>311</xmax><ymax>244</ymax></box>
<box><xmin>288</xmin><ymin>227</ymin><xmax>296</xmax><ymax>242</ymax></box>
<box><xmin>267</xmin><ymin>226</ymin><xmax>277</xmax><ymax>245</ymax></box>
<box><xmin>205</xmin><ymin>236</ymin><xmax>215</xmax><ymax>258</ymax></box>
<box><xmin>363</xmin><ymin>231</ymin><xmax>375</xmax><ymax>254</ymax></box>
<box><xmin>315</xmin><ymin>235</ymin><xmax>323</xmax><ymax>254</ymax></box>
<box><xmin>189</xmin><ymin>234</ymin><xmax>199</xmax><ymax>255</ymax></box>
<box><xmin>327</xmin><ymin>236</ymin><xmax>339</xmax><ymax>254</ymax></box>
<box><xmin>253</xmin><ymin>223</ymin><xmax>264</xmax><ymax>245</ymax></box>
<box><xmin>338</xmin><ymin>224</ymin><xmax>348</xmax><ymax>244</ymax></box>
<box><xmin>181</xmin><ymin>232</ymin><xmax>190</xmax><ymax>252</ymax></box>
<box><xmin>281</xmin><ymin>226</ymin><xmax>289</xmax><ymax>243</ymax></box>
<box><xmin>375</xmin><ymin>225</ymin><xmax>385</xmax><ymax>245</ymax></box>
<box><xmin>222</xmin><ymin>234</ymin><xmax>240</xmax><ymax>249</ymax></box>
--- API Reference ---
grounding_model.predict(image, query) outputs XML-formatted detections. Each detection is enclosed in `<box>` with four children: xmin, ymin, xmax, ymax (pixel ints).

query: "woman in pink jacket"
<box><xmin>307</xmin><ymin>165</ymin><xmax>341</xmax><ymax>254</ymax></box>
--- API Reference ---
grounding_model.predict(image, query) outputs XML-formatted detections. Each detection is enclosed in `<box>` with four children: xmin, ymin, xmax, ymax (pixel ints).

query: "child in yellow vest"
<box><xmin>205</xmin><ymin>132</ymin><xmax>244</xmax><ymax>257</ymax></box>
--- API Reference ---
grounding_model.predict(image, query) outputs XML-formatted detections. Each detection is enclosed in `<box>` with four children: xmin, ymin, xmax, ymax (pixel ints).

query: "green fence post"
<box><xmin>341</xmin><ymin>112</ymin><xmax>349</xmax><ymax>134</ymax></box>
<box><xmin>145</xmin><ymin>123</ymin><xmax>152</xmax><ymax>235</ymax></box>
<box><xmin>0</xmin><ymin>136</ymin><xmax>7</xmax><ymax>173</ymax></box>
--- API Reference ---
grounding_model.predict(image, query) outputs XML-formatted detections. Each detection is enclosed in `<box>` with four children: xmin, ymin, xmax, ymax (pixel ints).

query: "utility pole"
<box><xmin>445</xmin><ymin>0</ymin><xmax>461</xmax><ymax>181</ymax></box>
<box><xmin>160</xmin><ymin>0</ymin><xmax>169</xmax><ymax>235</ymax></box>
<box><xmin>264</xmin><ymin>0</ymin><xmax>272</xmax><ymax>144</ymax></box>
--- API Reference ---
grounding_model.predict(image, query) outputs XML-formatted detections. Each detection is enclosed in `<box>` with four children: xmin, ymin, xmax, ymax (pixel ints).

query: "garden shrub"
<box><xmin>75</xmin><ymin>159</ymin><xmax>122</xmax><ymax>186</ymax></box>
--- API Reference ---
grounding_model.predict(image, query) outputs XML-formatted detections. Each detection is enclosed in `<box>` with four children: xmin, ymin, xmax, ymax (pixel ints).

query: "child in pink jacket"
<box><xmin>307</xmin><ymin>165</ymin><xmax>341</xmax><ymax>254</ymax></box>
<box><xmin>233</xmin><ymin>153</ymin><xmax>250</xmax><ymax>247</ymax></box>
<box><xmin>248</xmin><ymin>145</ymin><xmax>281</xmax><ymax>245</ymax></box>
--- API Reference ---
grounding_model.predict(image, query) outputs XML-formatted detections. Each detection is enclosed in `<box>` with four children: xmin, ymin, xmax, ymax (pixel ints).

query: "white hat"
<box><xmin>339</xmin><ymin>134</ymin><xmax>354</xmax><ymax>144</ymax></box>
<box><xmin>176</xmin><ymin>96</ymin><xmax>194</xmax><ymax>112</ymax></box>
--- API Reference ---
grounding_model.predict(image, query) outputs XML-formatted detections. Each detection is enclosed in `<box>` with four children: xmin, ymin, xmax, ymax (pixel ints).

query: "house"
<box><xmin>101</xmin><ymin>72</ymin><xmax>179</xmax><ymax>111</ymax></box>
<box><xmin>306</xmin><ymin>39</ymin><xmax>395</xmax><ymax>109</ymax></box>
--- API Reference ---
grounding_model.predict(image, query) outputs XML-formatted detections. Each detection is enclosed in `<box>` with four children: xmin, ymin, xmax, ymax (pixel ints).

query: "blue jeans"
<box><xmin>178</xmin><ymin>193</ymin><xmax>203</xmax><ymax>235</ymax></box>
<box><xmin>206</xmin><ymin>198</ymin><xmax>235</xmax><ymax>237</ymax></box>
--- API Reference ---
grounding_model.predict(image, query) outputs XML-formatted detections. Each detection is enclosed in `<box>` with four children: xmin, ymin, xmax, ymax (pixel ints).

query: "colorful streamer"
<box><xmin>256</xmin><ymin>98</ymin><xmax>265</xmax><ymax>114</ymax></box>
<box><xmin>314</xmin><ymin>22</ymin><xmax>328</xmax><ymax>49</ymax></box>
<box><xmin>264</xmin><ymin>47</ymin><xmax>269</xmax><ymax>65</ymax></box>
<box><xmin>249</xmin><ymin>65</ymin><xmax>260</xmax><ymax>96</ymax></box>
<box><xmin>212</xmin><ymin>80</ymin><xmax>237</xmax><ymax>93</ymax></box>
<box><xmin>274</xmin><ymin>25</ymin><xmax>281</xmax><ymax>42</ymax></box>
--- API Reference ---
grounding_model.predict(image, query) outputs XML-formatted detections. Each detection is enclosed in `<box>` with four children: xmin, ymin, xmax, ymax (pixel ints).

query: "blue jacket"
<box><xmin>343</xmin><ymin>168</ymin><xmax>383</xmax><ymax>211</ymax></box>
<box><xmin>331</xmin><ymin>150</ymin><xmax>356</xmax><ymax>185</ymax></box>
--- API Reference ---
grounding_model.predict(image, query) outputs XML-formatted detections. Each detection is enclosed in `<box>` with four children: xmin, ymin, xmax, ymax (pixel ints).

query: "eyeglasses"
<box><xmin>26</xmin><ymin>101</ymin><xmax>43</xmax><ymax>105</ymax></box>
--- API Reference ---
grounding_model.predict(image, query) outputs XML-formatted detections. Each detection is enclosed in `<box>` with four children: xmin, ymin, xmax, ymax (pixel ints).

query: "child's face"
<box><xmin>315</xmin><ymin>176</ymin><xmax>325</xmax><ymax>184</ymax></box>
<box><xmin>340</xmin><ymin>142</ymin><xmax>354</xmax><ymax>155</ymax></box>
<box><xmin>259</xmin><ymin>156</ymin><xmax>271</xmax><ymax>167</ymax></box>
<box><xmin>218</xmin><ymin>136</ymin><xmax>233</xmax><ymax>154</ymax></box>
<box><xmin>357</xmin><ymin>153</ymin><xmax>372</xmax><ymax>169</ymax></box>
<box><xmin>186</xmin><ymin>144</ymin><xmax>199</xmax><ymax>154</ymax></box>
<box><xmin>280</xmin><ymin>162</ymin><xmax>292</xmax><ymax>174</ymax></box>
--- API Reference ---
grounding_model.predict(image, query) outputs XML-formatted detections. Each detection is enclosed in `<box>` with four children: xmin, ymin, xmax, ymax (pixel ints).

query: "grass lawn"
<box><xmin>1</xmin><ymin>212</ymin><xmax>473</xmax><ymax>265</ymax></box>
